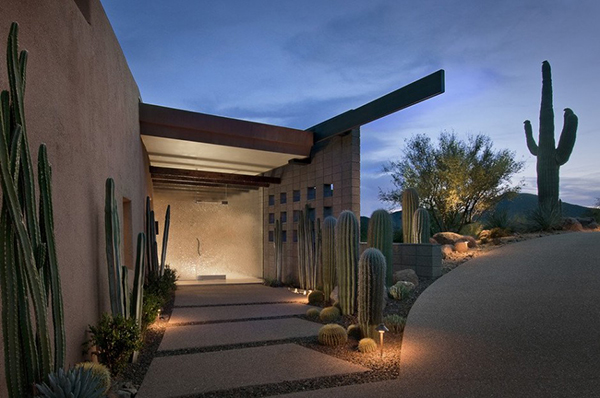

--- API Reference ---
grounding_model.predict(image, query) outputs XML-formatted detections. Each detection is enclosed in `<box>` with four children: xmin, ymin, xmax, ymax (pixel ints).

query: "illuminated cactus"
<box><xmin>322</xmin><ymin>216</ymin><xmax>337</xmax><ymax>301</ymax></box>
<box><xmin>358</xmin><ymin>248</ymin><xmax>386</xmax><ymax>339</ymax></box>
<box><xmin>274</xmin><ymin>219</ymin><xmax>283</xmax><ymax>283</ymax></box>
<box><xmin>297</xmin><ymin>204</ymin><xmax>316</xmax><ymax>289</ymax></box>
<box><xmin>335</xmin><ymin>210</ymin><xmax>359</xmax><ymax>315</ymax></box>
<box><xmin>0</xmin><ymin>22</ymin><xmax>65</xmax><ymax>397</ymax></box>
<box><xmin>524</xmin><ymin>60</ymin><xmax>578</xmax><ymax>210</ymax></box>
<box><xmin>402</xmin><ymin>188</ymin><xmax>419</xmax><ymax>243</ymax></box>
<box><xmin>412</xmin><ymin>208</ymin><xmax>431</xmax><ymax>244</ymax></box>
<box><xmin>367</xmin><ymin>209</ymin><xmax>393</xmax><ymax>286</ymax></box>
<box><xmin>159</xmin><ymin>205</ymin><xmax>170</xmax><ymax>275</ymax></box>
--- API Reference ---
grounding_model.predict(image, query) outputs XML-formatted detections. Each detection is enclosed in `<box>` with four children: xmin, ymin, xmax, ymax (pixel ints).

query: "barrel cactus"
<box><xmin>319</xmin><ymin>306</ymin><xmax>341</xmax><ymax>322</ymax></box>
<box><xmin>402</xmin><ymin>188</ymin><xmax>419</xmax><ymax>243</ymax></box>
<box><xmin>321</xmin><ymin>216</ymin><xmax>337</xmax><ymax>300</ymax></box>
<box><xmin>358</xmin><ymin>338</ymin><xmax>378</xmax><ymax>353</ymax></box>
<box><xmin>318</xmin><ymin>324</ymin><xmax>348</xmax><ymax>346</ymax></box>
<box><xmin>358</xmin><ymin>248</ymin><xmax>386</xmax><ymax>339</ymax></box>
<box><xmin>74</xmin><ymin>362</ymin><xmax>111</xmax><ymax>395</ymax></box>
<box><xmin>412</xmin><ymin>208</ymin><xmax>431</xmax><ymax>243</ymax></box>
<box><xmin>335</xmin><ymin>210</ymin><xmax>359</xmax><ymax>315</ymax></box>
<box><xmin>347</xmin><ymin>324</ymin><xmax>362</xmax><ymax>340</ymax></box>
<box><xmin>524</xmin><ymin>60</ymin><xmax>578</xmax><ymax>210</ymax></box>
<box><xmin>367</xmin><ymin>209</ymin><xmax>393</xmax><ymax>286</ymax></box>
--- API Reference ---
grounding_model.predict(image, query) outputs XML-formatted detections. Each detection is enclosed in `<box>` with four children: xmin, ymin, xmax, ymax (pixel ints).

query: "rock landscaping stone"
<box><xmin>392</xmin><ymin>269</ymin><xmax>419</xmax><ymax>287</ymax></box>
<box><xmin>169</xmin><ymin>302</ymin><xmax>314</xmax><ymax>324</ymax></box>
<box><xmin>441</xmin><ymin>244</ymin><xmax>454</xmax><ymax>258</ymax></box>
<box><xmin>433</xmin><ymin>232</ymin><xmax>477</xmax><ymax>248</ymax></box>
<box><xmin>454</xmin><ymin>241</ymin><xmax>469</xmax><ymax>253</ymax></box>
<box><xmin>137</xmin><ymin>344</ymin><xmax>368</xmax><ymax>398</ymax></box>
<box><xmin>330</xmin><ymin>285</ymin><xmax>339</xmax><ymax>303</ymax></box>
<box><xmin>159</xmin><ymin>318</ymin><xmax>322</xmax><ymax>351</ymax></box>
<box><xmin>562</xmin><ymin>217</ymin><xmax>584</xmax><ymax>231</ymax></box>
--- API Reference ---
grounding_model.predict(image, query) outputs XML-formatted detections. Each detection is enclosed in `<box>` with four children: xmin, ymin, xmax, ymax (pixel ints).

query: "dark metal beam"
<box><xmin>307</xmin><ymin>70</ymin><xmax>445</xmax><ymax>143</ymax></box>
<box><xmin>151</xmin><ymin>177</ymin><xmax>258</xmax><ymax>190</ymax></box>
<box><xmin>152</xmin><ymin>179</ymin><xmax>251</xmax><ymax>192</ymax></box>
<box><xmin>150</xmin><ymin>166</ymin><xmax>280</xmax><ymax>186</ymax></box>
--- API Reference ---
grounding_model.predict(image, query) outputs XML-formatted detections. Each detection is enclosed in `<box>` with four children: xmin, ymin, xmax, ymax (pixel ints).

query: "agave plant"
<box><xmin>35</xmin><ymin>367</ymin><xmax>105</xmax><ymax>398</ymax></box>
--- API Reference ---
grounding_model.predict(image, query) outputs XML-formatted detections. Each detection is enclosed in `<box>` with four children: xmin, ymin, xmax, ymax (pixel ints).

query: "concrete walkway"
<box><xmin>282</xmin><ymin>232</ymin><xmax>600</xmax><ymax>397</ymax></box>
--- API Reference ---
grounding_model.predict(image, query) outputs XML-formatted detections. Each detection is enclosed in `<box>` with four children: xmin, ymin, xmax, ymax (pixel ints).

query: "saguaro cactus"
<box><xmin>322</xmin><ymin>216</ymin><xmax>337</xmax><ymax>300</ymax></box>
<box><xmin>358</xmin><ymin>248</ymin><xmax>386</xmax><ymax>339</ymax></box>
<box><xmin>0</xmin><ymin>22</ymin><xmax>65</xmax><ymax>397</ymax></box>
<box><xmin>412</xmin><ymin>208</ymin><xmax>431</xmax><ymax>244</ymax></box>
<box><xmin>367</xmin><ymin>209</ymin><xmax>393</xmax><ymax>286</ymax></box>
<box><xmin>274</xmin><ymin>219</ymin><xmax>283</xmax><ymax>283</ymax></box>
<box><xmin>524</xmin><ymin>61</ymin><xmax>578</xmax><ymax>210</ymax></box>
<box><xmin>297</xmin><ymin>204</ymin><xmax>317</xmax><ymax>289</ymax></box>
<box><xmin>335</xmin><ymin>210</ymin><xmax>359</xmax><ymax>315</ymax></box>
<box><xmin>402</xmin><ymin>188</ymin><xmax>419</xmax><ymax>243</ymax></box>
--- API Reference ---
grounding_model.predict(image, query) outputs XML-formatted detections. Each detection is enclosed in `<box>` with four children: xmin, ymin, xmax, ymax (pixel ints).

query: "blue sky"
<box><xmin>100</xmin><ymin>0</ymin><xmax>600</xmax><ymax>216</ymax></box>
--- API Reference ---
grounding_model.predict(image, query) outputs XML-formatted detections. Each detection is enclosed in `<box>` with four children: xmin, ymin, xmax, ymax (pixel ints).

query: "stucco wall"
<box><xmin>153</xmin><ymin>189</ymin><xmax>263</xmax><ymax>281</ymax></box>
<box><xmin>263</xmin><ymin>128</ymin><xmax>360</xmax><ymax>284</ymax></box>
<box><xmin>0</xmin><ymin>0</ymin><xmax>149</xmax><ymax>391</ymax></box>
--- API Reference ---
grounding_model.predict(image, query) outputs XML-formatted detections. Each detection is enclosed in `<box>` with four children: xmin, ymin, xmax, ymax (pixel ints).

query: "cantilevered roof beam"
<box><xmin>307</xmin><ymin>70</ymin><xmax>445</xmax><ymax>143</ymax></box>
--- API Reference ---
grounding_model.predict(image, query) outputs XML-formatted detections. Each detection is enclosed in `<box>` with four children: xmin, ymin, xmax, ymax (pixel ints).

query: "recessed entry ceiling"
<box><xmin>143</xmin><ymin>135</ymin><xmax>301</xmax><ymax>175</ymax></box>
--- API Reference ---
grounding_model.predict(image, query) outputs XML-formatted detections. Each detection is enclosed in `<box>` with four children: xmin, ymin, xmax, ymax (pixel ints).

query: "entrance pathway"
<box><xmin>281</xmin><ymin>232</ymin><xmax>600</xmax><ymax>397</ymax></box>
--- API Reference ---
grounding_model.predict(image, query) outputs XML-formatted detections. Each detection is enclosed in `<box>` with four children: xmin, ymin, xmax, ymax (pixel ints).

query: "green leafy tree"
<box><xmin>380</xmin><ymin>132</ymin><xmax>524</xmax><ymax>232</ymax></box>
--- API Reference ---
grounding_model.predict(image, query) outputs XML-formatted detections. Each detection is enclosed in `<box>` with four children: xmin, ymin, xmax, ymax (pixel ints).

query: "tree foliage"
<box><xmin>380</xmin><ymin>132</ymin><xmax>524</xmax><ymax>232</ymax></box>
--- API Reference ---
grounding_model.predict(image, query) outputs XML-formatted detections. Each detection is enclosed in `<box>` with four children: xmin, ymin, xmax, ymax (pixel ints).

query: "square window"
<box><xmin>268</xmin><ymin>195</ymin><xmax>275</xmax><ymax>206</ymax></box>
<box><xmin>323</xmin><ymin>206</ymin><xmax>333</xmax><ymax>218</ymax></box>
<box><xmin>293</xmin><ymin>190</ymin><xmax>301</xmax><ymax>202</ymax></box>
<box><xmin>280</xmin><ymin>192</ymin><xmax>287</xmax><ymax>204</ymax></box>
<box><xmin>268</xmin><ymin>230</ymin><xmax>274</xmax><ymax>242</ymax></box>
<box><xmin>281</xmin><ymin>211</ymin><xmax>287</xmax><ymax>223</ymax></box>
<box><xmin>293</xmin><ymin>230</ymin><xmax>298</xmax><ymax>242</ymax></box>
<box><xmin>282</xmin><ymin>230</ymin><xmax>287</xmax><ymax>243</ymax></box>
<box><xmin>307</xmin><ymin>186</ymin><xmax>316</xmax><ymax>201</ymax></box>
<box><xmin>268</xmin><ymin>213</ymin><xmax>275</xmax><ymax>224</ymax></box>
<box><xmin>307</xmin><ymin>207</ymin><xmax>315</xmax><ymax>222</ymax></box>
<box><xmin>323</xmin><ymin>183</ymin><xmax>333</xmax><ymax>198</ymax></box>
<box><xmin>293</xmin><ymin>210</ymin><xmax>301</xmax><ymax>223</ymax></box>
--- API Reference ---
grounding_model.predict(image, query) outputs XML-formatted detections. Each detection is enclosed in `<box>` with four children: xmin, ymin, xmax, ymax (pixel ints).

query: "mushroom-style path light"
<box><xmin>376</xmin><ymin>323</ymin><xmax>389</xmax><ymax>358</ymax></box>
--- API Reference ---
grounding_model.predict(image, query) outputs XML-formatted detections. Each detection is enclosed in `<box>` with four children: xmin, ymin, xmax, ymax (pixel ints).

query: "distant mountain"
<box><xmin>360</xmin><ymin>193</ymin><xmax>592</xmax><ymax>239</ymax></box>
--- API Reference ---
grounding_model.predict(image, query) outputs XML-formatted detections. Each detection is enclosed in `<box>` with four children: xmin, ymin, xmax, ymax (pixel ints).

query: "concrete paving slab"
<box><xmin>174</xmin><ymin>284</ymin><xmax>307</xmax><ymax>307</ymax></box>
<box><xmin>159</xmin><ymin>318</ymin><xmax>322</xmax><ymax>351</ymax></box>
<box><xmin>137</xmin><ymin>344</ymin><xmax>368</xmax><ymax>398</ymax></box>
<box><xmin>169</xmin><ymin>302</ymin><xmax>314</xmax><ymax>324</ymax></box>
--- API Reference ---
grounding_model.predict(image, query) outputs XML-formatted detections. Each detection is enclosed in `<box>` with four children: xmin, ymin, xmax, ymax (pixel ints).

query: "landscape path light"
<box><xmin>376</xmin><ymin>323</ymin><xmax>389</xmax><ymax>358</ymax></box>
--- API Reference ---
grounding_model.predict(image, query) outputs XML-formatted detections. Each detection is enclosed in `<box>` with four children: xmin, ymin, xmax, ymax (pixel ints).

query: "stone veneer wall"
<box><xmin>0</xmin><ymin>1</ymin><xmax>151</xmax><ymax>393</ymax></box>
<box><xmin>360</xmin><ymin>242</ymin><xmax>442</xmax><ymax>278</ymax></box>
<box><xmin>263</xmin><ymin>129</ymin><xmax>360</xmax><ymax>284</ymax></box>
<box><xmin>153</xmin><ymin>189</ymin><xmax>263</xmax><ymax>281</ymax></box>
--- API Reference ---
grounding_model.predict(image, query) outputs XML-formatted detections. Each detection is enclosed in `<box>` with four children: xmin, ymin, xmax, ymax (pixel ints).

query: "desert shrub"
<box><xmin>263</xmin><ymin>277</ymin><xmax>282</xmax><ymax>287</ymax></box>
<box><xmin>142</xmin><ymin>291</ymin><xmax>164</xmax><ymax>331</ymax></box>
<box><xmin>306</xmin><ymin>308</ymin><xmax>320</xmax><ymax>319</ymax></box>
<box><xmin>145</xmin><ymin>266</ymin><xmax>178</xmax><ymax>304</ymax></box>
<box><xmin>484</xmin><ymin>210</ymin><xmax>512</xmax><ymax>231</ymax></box>
<box><xmin>74</xmin><ymin>362</ymin><xmax>111</xmax><ymax>395</ymax></box>
<box><xmin>36</xmin><ymin>367</ymin><xmax>104</xmax><ymax>398</ymax></box>
<box><xmin>318</xmin><ymin>324</ymin><xmax>348</xmax><ymax>346</ymax></box>
<box><xmin>308</xmin><ymin>290</ymin><xmax>325</xmax><ymax>305</ymax></box>
<box><xmin>459</xmin><ymin>222</ymin><xmax>484</xmax><ymax>238</ymax></box>
<box><xmin>489</xmin><ymin>227</ymin><xmax>510</xmax><ymax>239</ymax></box>
<box><xmin>86</xmin><ymin>314</ymin><xmax>142</xmax><ymax>376</ymax></box>
<box><xmin>319</xmin><ymin>306</ymin><xmax>341</xmax><ymax>322</ymax></box>
<box><xmin>388</xmin><ymin>281</ymin><xmax>414</xmax><ymax>300</ymax></box>
<box><xmin>527</xmin><ymin>203</ymin><xmax>562</xmax><ymax>231</ymax></box>
<box><xmin>383</xmin><ymin>314</ymin><xmax>407</xmax><ymax>334</ymax></box>
<box><xmin>347</xmin><ymin>324</ymin><xmax>362</xmax><ymax>340</ymax></box>
<box><xmin>358</xmin><ymin>338</ymin><xmax>378</xmax><ymax>353</ymax></box>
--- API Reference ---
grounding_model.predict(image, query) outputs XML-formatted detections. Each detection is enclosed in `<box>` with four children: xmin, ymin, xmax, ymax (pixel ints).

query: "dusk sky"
<box><xmin>100</xmin><ymin>0</ymin><xmax>599</xmax><ymax>216</ymax></box>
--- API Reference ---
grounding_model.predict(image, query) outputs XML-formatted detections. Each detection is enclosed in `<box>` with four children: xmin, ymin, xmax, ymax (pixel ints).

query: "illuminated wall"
<box><xmin>153</xmin><ymin>189</ymin><xmax>263</xmax><ymax>280</ymax></box>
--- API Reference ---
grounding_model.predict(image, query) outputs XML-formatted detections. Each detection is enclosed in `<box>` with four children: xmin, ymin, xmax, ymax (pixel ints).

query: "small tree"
<box><xmin>380</xmin><ymin>132</ymin><xmax>524</xmax><ymax>232</ymax></box>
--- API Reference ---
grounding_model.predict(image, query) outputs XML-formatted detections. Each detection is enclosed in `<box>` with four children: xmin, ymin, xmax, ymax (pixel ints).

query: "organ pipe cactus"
<box><xmin>402</xmin><ymin>188</ymin><xmax>419</xmax><ymax>243</ymax></box>
<box><xmin>321</xmin><ymin>216</ymin><xmax>337</xmax><ymax>301</ymax></box>
<box><xmin>0</xmin><ymin>22</ymin><xmax>65</xmax><ymax>397</ymax></box>
<box><xmin>412</xmin><ymin>208</ymin><xmax>431</xmax><ymax>244</ymax></box>
<box><xmin>358</xmin><ymin>248</ymin><xmax>386</xmax><ymax>339</ymax></box>
<box><xmin>274</xmin><ymin>219</ymin><xmax>283</xmax><ymax>283</ymax></box>
<box><xmin>335</xmin><ymin>210</ymin><xmax>359</xmax><ymax>315</ymax></box>
<box><xmin>159</xmin><ymin>205</ymin><xmax>170</xmax><ymax>275</ymax></box>
<box><xmin>524</xmin><ymin>61</ymin><xmax>578</xmax><ymax>210</ymax></box>
<box><xmin>297</xmin><ymin>204</ymin><xmax>317</xmax><ymax>289</ymax></box>
<box><xmin>367</xmin><ymin>209</ymin><xmax>393</xmax><ymax>286</ymax></box>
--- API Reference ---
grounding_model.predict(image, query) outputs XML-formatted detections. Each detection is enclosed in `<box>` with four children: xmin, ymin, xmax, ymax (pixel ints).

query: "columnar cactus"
<box><xmin>322</xmin><ymin>216</ymin><xmax>337</xmax><ymax>301</ymax></box>
<box><xmin>297</xmin><ymin>204</ymin><xmax>317</xmax><ymax>289</ymax></box>
<box><xmin>524</xmin><ymin>60</ymin><xmax>578</xmax><ymax>210</ymax></box>
<box><xmin>335</xmin><ymin>210</ymin><xmax>359</xmax><ymax>315</ymax></box>
<box><xmin>159</xmin><ymin>205</ymin><xmax>170</xmax><ymax>275</ymax></box>
<box><xmin>412</xmin><ymin>208</ymin><xmax>431</xmax><ymax>244</ymax></box>
<box><xmin>0</xmin><ymin>22</ymin><xmax>65</xmax><ymax>397</ymax></box>
<box><xmin>367</xmin><ymin>209</ymin><xmax>393</xmax><ymax>286</ymax></box>
<box><xmin>274</xmin><ymin>219</ymin><xmax>283</xmax><ymax>283</ymax></box>
<box><xmin>402</xmin><ymin>188</ymin><xmax>419</xmax><ymax>243</ymax></box>
<box><xmin>358</xmin><ymin>248</ymin><xmax>386</xmax><ymax>339</ymax></box>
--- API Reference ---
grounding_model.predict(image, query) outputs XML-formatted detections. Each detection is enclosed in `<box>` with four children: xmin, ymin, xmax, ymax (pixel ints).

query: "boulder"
<box><xmin>393</xmin><ymin>269</ymin><xmax>419</xmax><ymax>287</ymax></box>
<box><xmin>330</xmin><ymin>285</ymin><xmax>339</xmax><ymax>303</ymax></box>
<box><xmin>441</xmin><ymin>244</ymin><xmax>454</xmax><ymax>258</ymax></box>
<box><xmin>588</xmin><ymin>221</ymin><xmax>599</xmax><ymax>230</ymax></box>
<box><xmin>454</xmin><ymin>241</ymin><xmax>469</xmax><ymax>253</ymax></box>
<box><xmin>576</xmin><ymin>217</ymin><xmax>595</xmax><ymax>227</ymax></box>
<box><xmin>432</xmin><ymin>232</ymin><xmax>477</xmax><ymax>248</ymax></box>
<box><xmin>562</xmin><ymin>217</ymin><xmax>584</xmax><ymax>231</ymax></box>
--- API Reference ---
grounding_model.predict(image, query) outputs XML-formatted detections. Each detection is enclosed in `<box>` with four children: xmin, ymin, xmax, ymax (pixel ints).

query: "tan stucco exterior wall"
<box><xmin>153</xmin><ymin>189</ymin><xmax>264</xmax><ymax>281</ymax></box>
<box><xmin>263</xmin><ymin>128</ymin><xmax>360</xmax><ymax>284</ymax></box>
<box><xmin>0</xmin><ymin>0</ymin><xmax>150</xmax><ymax>391</ymax></box>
